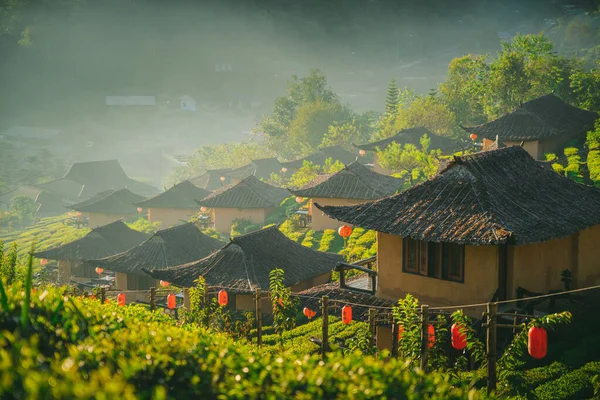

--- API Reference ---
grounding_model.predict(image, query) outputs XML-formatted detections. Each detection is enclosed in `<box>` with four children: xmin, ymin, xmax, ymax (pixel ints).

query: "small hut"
<box><xmin>84</xmin><ymin>223</ymin><xmax>224</xmax><ymax>303</ymax></box>
<box><xmin>226</xmin><ymin>158</ymin><xmax>283</xmax><ymax>184</ymax></box>
<box><xmin>317</xmin><ymin>146</ymin><xmax>600</xmax><ymax>310</ymax></box>
<box><xmin>197</xmin><ymin>175</ymin><xmax>289</xmax><ymax>234</ymax></box>
<box><xmin>144</xmin><ymin>227</ymin><xmax>342</xmax><ymax>310</ymax></box>
<box><xmin>33</xmin><ymin>220</ymin><xmax>149</xmax><ymax>284</ymax></box>
<box><xmin>189</xmin><ymin>168</ymin><xmax>233</xmax><ymax>191</ymax></box>
<box><xmin>70</xmin><ymin>188</ymin><xmax>146</xmax><ymax>228</ymax></box>
<box><xmin>135</xmin><ymin>180</ymin><xmax>210</xmax><ymax>228</ymax></box>
<box><xmin>279</xmin><ymin>146</ymin><xmax>360</xmax><ymax>174</ymax></box>
<box><xmin>290</xmin><ymin>161</ymin><xmax>404</xmax><ymax>231</ymax></box>
<box><xmin>463</xmin><ymin>94</ymin><xmax>598</xmax><ymax>160</ymax></box>
<box><xmin>355</xmin><ymin>127</ymin><xmax>462</xmax><ymax>174</ymax></box>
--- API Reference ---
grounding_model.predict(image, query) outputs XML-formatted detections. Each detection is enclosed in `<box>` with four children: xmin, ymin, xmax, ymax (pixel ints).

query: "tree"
<box><xmin>375</xmin><ymin>135</ymin><xmax>441</xmax><ymax>185</ymax></box>
<box><xmin>320</xmin><ymin>112</ymin><xmax>376</xmax><ymax>149</ymax></box>
<box><xmin>394</xmin><ymin>96</ymin><xmax>459</xmax><ymax>138</ymax></box>
<box><xmin>385</xmin><ymin>78</ymin><xmax>399</xmax><ymax>116</ymax></box>
<box><xmin>9</xmin><ymin>196</ymin><xmax>37</xmax><ymax>227</ymax></box>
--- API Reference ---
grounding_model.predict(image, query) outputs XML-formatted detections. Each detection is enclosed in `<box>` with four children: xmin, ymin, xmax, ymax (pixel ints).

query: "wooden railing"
<box><xmin>334</xmin><ymin>256</ymin><xmax>377</xmax><ymax>295</ymax></box>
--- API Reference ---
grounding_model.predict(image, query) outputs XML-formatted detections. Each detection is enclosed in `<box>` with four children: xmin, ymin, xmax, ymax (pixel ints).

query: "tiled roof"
<box><xmin>197</xmin><ymin>175</ymin><xmax>289</xmax><ymax>209</ymax></box>
<box><xmin>135</xmin><ymin>181</ymin><xmax>210</xmax><ymax>209</ymax></box>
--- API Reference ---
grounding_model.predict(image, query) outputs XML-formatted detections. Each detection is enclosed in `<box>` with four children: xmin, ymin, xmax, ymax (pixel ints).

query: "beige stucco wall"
<box><xmin>148</xmin><ymin>207</ymin><xmax>196</xmax><ymax>229</ymax></box>
<box><xmin>235</xmin><ymin>294</ymin><xmax>255</xmax><ymax>311</ymax></box>
<box><xmin>310</xmin><ymin>198</ymin><xmax>366</xmax><ymax>231</ymax></box>
<box><xmin>577</xmin><ymin>225</ymin><xmax>600</xmax><ymax>287</ymax></box>
<box><xmin>376</xmin><ymin>232</ymin><xmax>499</xmax><ymax>307</ymax></box>
<box><xmin>212</xmin><ymin>207</ymin><xmax>269</xmax><ymax>234</ymax></box>
<box><xmin>505</xmin><ymin>140</ymin><xmax>539</xmax><ymax>160</ymax></box>
<box><xmin>115</xmin><ymin>272</ymin><xmax>128</xmax><ymax>291</ymax></box>
<box><xmin>87</xmin><ymin>213</ymin><xmax>132</xmax><ymax>228</ymax></box>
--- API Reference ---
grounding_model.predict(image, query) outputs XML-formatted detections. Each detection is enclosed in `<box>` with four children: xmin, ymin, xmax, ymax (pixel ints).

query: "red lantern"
<box><xmin>398</xmin><ymin>325</ymin><xmax>404</xmax><ymax>340</ymax></box>
<box><xmin>167</xmin><ymin>294</ymin><xmax>176</xmax><ymax>309</ymax></box>
<box><xmin>76</xmin><ymin>211</ymin><xmax>82</xmax><ymax>217</ymax></box>
<box><xmin>303</xmin><ymin>307</ymin><xmax>316</xmax><ymax>319</ymax></box>
<box><xmin>359</xmin><ymin>149</ymin><xmax>366</xmax><ymax>156</ymax></box>
<box><xmin>470</xmin><ymin>133</ymin><xmax>477</xmax><ymax>141</ymax></box>
<box><xmin>281</xmin><ymin>167</ymin><xmax>288</xmax><ymax>173</ymax></box>
<box><xmin>117</xmin><ymin>293</ymin><xmax>126</xmax><ymax>306</ymax></box>
<box><xmin>295</xmin><ymin>196</ymin><xmax>304</xmax><ymax>203</ymax></box>
<box><xmin>528</xmin><ymin>326</ymin><xmax>547</xmax><ymax>359</ymax></box>
<box><xmin>218</xmin><ymin>290</ymin><xmax>228</xmax><ymax>306</ymax></box>
<box><xmin>95</xmin><ymin>267</ymin><xmax>104</xmax><ymax>275</ymax></box>
<box><xmin>105</xmin><ymin>299</ymin><xmax>110</xmax><ymax>304</ymax></box>
<box><xmin>40</xmin><ymin>259</ymin><xmax>48</xmax><ymax>265</ymax></box>
<box><xmin>338</xmin><ymin>225</ymin><xmax>352</xmax><ymax>239</ymax></box>
<box><xmin>219</xmin><ymin>176</ymin><xmax>225</xmax><ymax>182</ymax></box>
<box><xmin>341</xmin><ymin>305</ymin><xmax>352</xmax><ymax>324</ymax></box>
<box><xmin>200</xmin><ymin>206</ymin><xmax>208</xmax><ymax>212</ymax></box>
<box><xmin>160</xmin><ymin>280</ymin><xmax>170</xmax><ymax>288</ymax></box>
<box><xmin>451</xmin><ymin>323</ymin><xmax>467</xmax><ymax>350</ymax></box>
<box><xmin>137</xmin><ymin>207</ymin><xmax>143</xmax><ymax>213</ymax></box>
<box><xmin>428</xmin><ymin>324</ymin><xmax>435</xmax><ymax>348</ymax></box>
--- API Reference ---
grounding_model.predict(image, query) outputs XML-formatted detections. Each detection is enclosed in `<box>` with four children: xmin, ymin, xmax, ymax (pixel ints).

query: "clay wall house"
<box><xmin>84</xmin><ymin>223</ymin><xmax>224</xmax><ymax>304</ymax></box>
<box><xmin>134</xmin><ymin>180</ymin><xmax>210</xmax><ymax>229</ymax></box>
<box><xmin>279</xmin><ymin>145</ymin><xmax>360</xmax><ymax>174</ymax></box>
<box><xmin>144</xmin><ymin>227</ymin><xmax>342</xmax><ymax>311</ymax></box>
<box><xmin>463</xmin><ymin>94</ymin><xmax>598</xmax><ymax>160</ymax></box>
<box><xmin>225</xmin><ymin>158</ymin><xmax>283</xmax><ymax>184</ymax></box>
<box><xmin>290</xmin><ymin>161</ymin><xmax>404</xmax><ymax>231</ymax></box>
<box><xmin>70</xmin><ymin>188</ymin><xmax>146</xmax><ymax>228</ymax></box>
<box><xmin>197</xmin><ymin>175</ymin><xmax>289</xmax><ymax>234</ymax></box>
<box><xmin>355</xmin><ymin>127</ymin><xmax>462</xmax><ymax>174</ymax></box>
<box><xmin>33</xmin><ymin>220</ymin><xmax>149</xmax><ymax>284</ymax></box>
<box><xmin>190</xmin><ymin>168</ymin><xmax>233</xmax><ymax>191</ymax></box>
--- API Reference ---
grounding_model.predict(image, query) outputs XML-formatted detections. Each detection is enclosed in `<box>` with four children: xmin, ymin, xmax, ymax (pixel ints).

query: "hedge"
<box><xmin>533</xmin><ymin>362</ymin><xmax>600</xmax><ymax>400</ymax></box>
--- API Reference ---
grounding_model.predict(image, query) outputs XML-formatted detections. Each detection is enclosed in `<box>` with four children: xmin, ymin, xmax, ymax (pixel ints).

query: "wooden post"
<box><xmin>370</xmin><ymin>275</ymin><xmax>377</xmax><ymax>295</ymax></box>
<box><xmin>391</xmin><ymin>319</ymin><xmax>399</xmax><ymax>358</ymax></box>
<box><xmin>339</xmin><ymin>269</ymin><xmax>345</xmax><ymax>289</ymax></box>
<box><xmin>486</xmin><ymin>302</ymin><xmax>498</xmax><ymax>394</ymax></box>
<box><xmin>420</xmin><ymin>304</ymin><xmax>429</xmax><ymax>372</ymax></box>
<box><xmin>255</xmin><ymin>289</ymin><xmax>262</xmax><ymax>347</ymax></box>
<box><xmin>368</xmin><ymin>308</ymin><xmax>377</xmax><ymax>349</ymax></box>
<box><xmin>100</xmin><ymin>287</ymin><xmax>106</xmax><ymax>304</ymax></box>
<box><xmin>150</xmin><ymin>287</ymin><xmax>156</xmax><ymax>311</ymax></box>
<box><xmin>321</xmin><ymin>295</ymin><xmax>329</xmax><ymax>358</ymax></box>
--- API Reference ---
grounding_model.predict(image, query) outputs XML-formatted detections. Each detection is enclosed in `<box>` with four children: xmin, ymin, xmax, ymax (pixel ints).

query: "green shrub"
<box><xmin>501</xmin><ymin>362</ymin><xmax>571</xmax><ymax>396</ymax></box>
<box><xmin>278</xmin><ymin>219</ymin><xmax>304</xmax><ymax>242</ymax></box>
<box><xmin>533</xmin><ymin>362</ymin><xmax>600</xmax><ymax>400</ymax></box>
<box><xmin>318</xmin><ymin>229</ymin><xmax>343</xmax><ymax>253</ymax></box>
<box><xmin>301</xmin><ymin>229</ymin><xmax>315</xmax><ymax>248</ymax></box>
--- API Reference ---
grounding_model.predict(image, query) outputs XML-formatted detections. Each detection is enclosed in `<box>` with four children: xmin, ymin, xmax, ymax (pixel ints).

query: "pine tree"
<box><xmin>385</xmin><ymin>78</ymin><xmax>399</xmax><ymax>116</ymax></box>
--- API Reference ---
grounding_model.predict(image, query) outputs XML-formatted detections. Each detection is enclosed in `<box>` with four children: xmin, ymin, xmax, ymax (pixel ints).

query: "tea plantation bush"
<box><xmin>532</xmin><ymin>362</ymin><xmax>600</xmax><ymax>400</ymax></box>
<box><xmin>0</xmin><ymin>283</ymin><xmax>488</xmax><ymax>399</ymax></box>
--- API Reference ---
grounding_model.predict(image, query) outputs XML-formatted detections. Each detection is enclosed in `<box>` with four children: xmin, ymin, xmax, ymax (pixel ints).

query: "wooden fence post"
<box><xmin>368</xmin><ymin>308</ymin><xmax>377</xmax><ymax>349</ymax></box>
<box><xmin>150</xmin><ymin>287</ymin><xmax>156</xmax><ymax>311</ymax></box>
<box><xmin>100</xmin><ymin>287</ymin><xmax>106</xmax><ymax>304</ymax></box>
<box><xmin>391</xmin><ymin>319</ymin><xmax>399</xmax><ymax>358</ymax></box>
<box><xmin>321</xmin><ymin>295</ymin><xmax>329</xmax><ymax>358</ymax></box>
<box><xmin>420</xmin><ymin>304</ymin><xmax>429</xmax><ymax>372</ymax></box>
<box><xmin>255</xmin><ymin>289</ymin><xmax>262</xmax><ymax>347</ymax></box>
<box><xmin>487</xmin><ymin>302</ymin><xmax>498</xmax><ymax>395</ymax></box>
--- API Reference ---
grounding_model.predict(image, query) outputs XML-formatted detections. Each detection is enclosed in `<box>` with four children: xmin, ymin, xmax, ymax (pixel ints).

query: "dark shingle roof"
<box><xmin>289</xmin><ymin>161</ymin><xmax>404</xmax><ymax>200</ymax></box>
<box><xmin>197</xmin><ymin>175</ymin><xmax>289</xmax><ymax>209</ymax></box>
<box><xmin>189</xmin><ymin>168</ymin><xmax>233</xmax><ymax>191</ymax></box>
<box><xmin>84</xmin><ymin>223</ymin><xmax>225</xmax><ymax>275</ymax></box>
<box><xmin>280</xmin><ymin>146</ymin><xmax>359</xmax><ymax>169</ymax></box>
<box><xmin>463</xmin><ymin>94</ymin><xmax>598</xmax><ymax>142</ymax></box>
<box><xmin>316</xmin><ymin>146</ymin><xmax>600</xmax><ymax>245</ymax></box>
<box><xmin>33</xmin><ymin>220</ymin><xmax>149</xmax><ymax>261</ymax></box>
<box><xmin>225</xmin><ymin>158</ymin><xmax>283</xmax><ymax>181</ymax></box>
<box><xmin>35</xmin><ymin>178</ymin><xmax>85</xmax><ymax>200</ymax></box>
<box><xmin>143</xmin><ymin>227</ymin><xmax>342</xmax><ymax>292</ymax></box>
<box><xmin>135</xmin><ymin>181</ymin><xmax>210</xmax><ymax>209</ymax></box>
<box><xmin>355</xmin><ymin>127</ymin><xmax>462</xmax><ymax>153</ymax></box>
<box><xmin>70</xmin><ymin>188</ymin><xmax>146</xmax><ymax>214</ymax></box>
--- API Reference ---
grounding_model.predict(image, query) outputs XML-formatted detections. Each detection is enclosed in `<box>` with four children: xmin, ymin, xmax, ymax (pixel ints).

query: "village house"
<box><xmin>354</xmin><ymin>127</ymin><xmax>462</xmax><ymax>174</ymax></box>
<box><xmin>197</xmin><ymin>175</ymin><xmax>289</xmax><ymax>234</ymax></box>
<box><xmin>279</xmin><ymin>145</ymin><xmax>360</xmax><ymax>174</ymax></box>
<box><xmin>0</xmin><ymin>186</ymin><xmax>68</xmax><ymax>218</ymax></box>
<box><xmin>290</xmin><ymin>161</ymin><xmax>404</xmax><ymax>231</ymax></box>
<box><xmin>134</xmin><ymin>180</ymin><xmax>210</xmax><ymax>229</ymax></box>
<box><xmin>33</xmin><ymin>220</ymin><xmax>149</xmax><ymax>284</ymax></box>
<box><xmin>70</xmin><ymin>188</ymin><xmax>146</xmax><ymax>228</ymax></box>
<box><xmin>463</xmin><ymin>94</ymin><xmax>598</xmax><ymax>160</ymax></box>
<box><xmin>226</xmin><ymin>158</ymin><xmax>284</xmax><ymax>184</ymax></box>
<box><xmin>143</xmin><ymin>227</ymin><xmax>342</xmax><ymax>311</ymax></box>
<box><xmin>189</xmin><ymin>168</ymin><xmax>233</xmax><ymax>191</ymax></box>
<box><xmin>84</xmin><ymin>223</ymin><xmax>224</xmax><ymax>303</ymax></box>
<box><xmin>316</xmin><ymin>146</ymin><xmax>600</xmax><ymax>313</ymax></box>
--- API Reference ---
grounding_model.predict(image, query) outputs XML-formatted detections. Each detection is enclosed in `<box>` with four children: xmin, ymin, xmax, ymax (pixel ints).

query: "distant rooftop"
<box><xmin>197</xmin><ymin>175</ymin><xmax>289</xmax><ymax>209</ymax></box>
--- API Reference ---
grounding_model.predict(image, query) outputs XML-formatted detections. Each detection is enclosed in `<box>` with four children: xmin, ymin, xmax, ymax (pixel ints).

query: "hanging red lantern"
<box><xmin>117</xmin><ymin>293</ymin><xmax>126</xmax><ymax>306</ymax></box>
<box><xmin>218</xmin><ymin>289</ymin><xmax>228</xmax><ymax>306</ymax></box>
<box><xmin>295</xmin><ymin>196</ymin><xmax>304</xmax><ymax>203</ymax></box>
<box><xmin>160</xmin><ymin>280</ymin><xmax>170</xmax><ymax>288</ymax></box>
<box><xmin>200</xmin><ymin>206</ymin><xmax>208</xmax><ymax>212</ymax></box>
<box><xmin>528</xmin><ymin>326</ymin><xmax>547</xmax><ymax>359</ymax></box>
<box><xmin>40</xmin><ymin>259</ymin><xmax>48</xmax><ymax>265</ymax></box>
<box><xmin>303</xmin><ymin>307</ymin><xmax>316</xmax><ymax>319</ymax></box>
<box><xmin>76</xmin><ymin>211</ymin><xmax>82</xmax><ymax>217</ymax></box>
<box><xmin>95</xmin><ymin>267</ymin><xmax>104</xmax><ymax>275</ymax></box>
<box><xmin>281</xmin><ymin>167</ymin><xmax>288</xmax><ymax>173</ymax></box>
<box><xmin>451</xmin><ymin>323</ymin><xmax>467</xmax><ymax>350</ymax></box>
<box><xmin>359</xmin><ymin>149</ymin><xmax>366</xmax><ymax>156</ymax></box>
<box><xmin>338</xmin><ymin>225</ymin><xmax>352</xmax><ymax>239</ymax></box>
<box><xmin>137</xmin><ymin>207</ymin><xmax>143</xmax><ymax>213</ymax></box>
<box><xmin>341</xmin><ymin>305</ymin><xmax>352</xmax><ymax>324</ymax></box>
<box><xmin>167</xmin><ymin>294</ymin><xmax>176</xmax><ymax>309</ymax></box>
<box><xmin>398</xmin><ymin>325</ymin><xmax>405</xmax><ymax>340</ymax></box>
<box><xmin>470</xmin><ymin>133</ymin><xmax>477</xmax><ymax>141</ymax></box>
<box><xmin>219</xmin><ymin>176</ymin><xmax>225</xmax><ymax>182</ymax></box>
<box><xmin>428</xmin><ymin>324</ymin><xmax>435</xmax><ymax>348</ymax></box>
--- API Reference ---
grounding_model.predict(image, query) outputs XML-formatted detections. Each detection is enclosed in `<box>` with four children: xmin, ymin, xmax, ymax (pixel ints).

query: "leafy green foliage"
<box><xmin>230</xmin><ymin>218</ymin><xmax>260</xmax><ymax>238</ymax></box>
<box><xmin>532</xmin><ymin>362</ymin><xmax>600</xmax><ymax>400</ymax></box>
<box><xmin>0</xmin><ymin>241</ymin><xmax>18</xmax><ymax>285</ymax></box>
<box><xmin>339</xmin><ymin>227</ymin><xmax>377</xmax><ymax>262</ymax></box>
<box><xmin>392</xmin><ymin>294</ymin><xmax>422</xmax><ymax>367</ymax></box>
<box><xmin>8</xmin><ymin>195</ymin><xmax>37</xmax><ymax>227</ymax></box>
<box><xmin>375</xmin><ymin>135</ymin><xmax>441</xmax><ymax>183</ymax></box>
<box><xmin>278</xmin><ymin>218</ymin><xmax>305</xmax><ymax>242</ymax></box>
<box><xmin>269</xmin><ymin>269</ymin><xmax>299</xmax><ymax>349</ymax></box>
<box><xmin>126</xmin><ymin>217</ymin><xmax>161</xmax><ymax>234</ymax></box>
<box><xmin>318</xmin><ymin>229</ymin><xmax>343</xmax><ymax>253</ymax></box>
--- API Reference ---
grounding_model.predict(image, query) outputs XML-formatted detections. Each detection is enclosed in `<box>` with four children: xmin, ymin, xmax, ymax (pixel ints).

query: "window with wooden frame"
<box><xmin>402</xmin><ymin>238</ymin><xmax>465</xmax><ymax>283</ymax></box>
